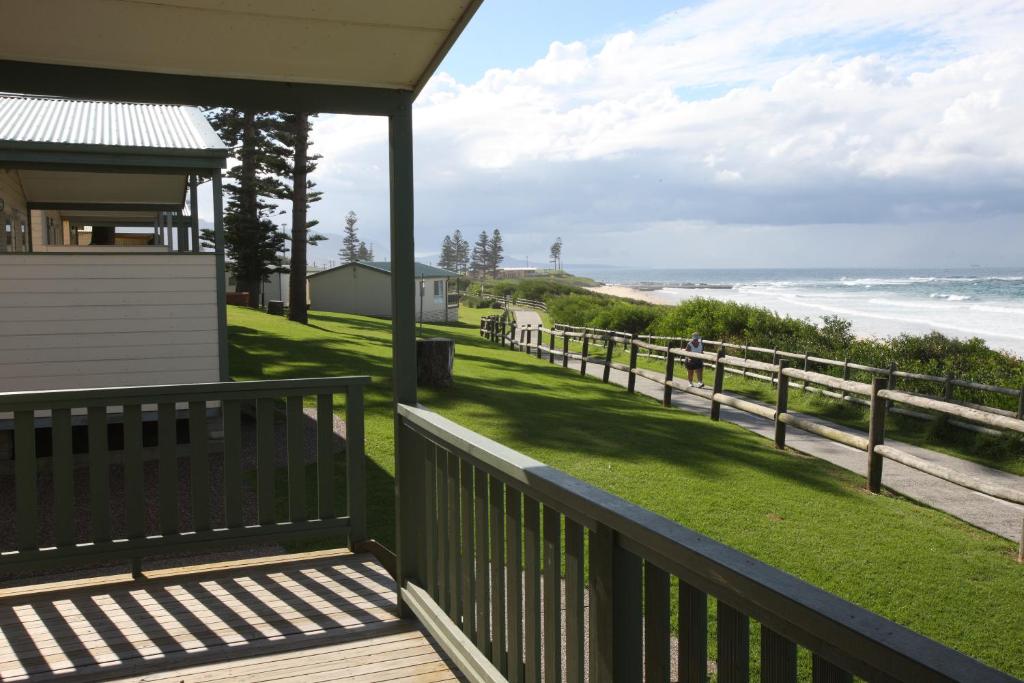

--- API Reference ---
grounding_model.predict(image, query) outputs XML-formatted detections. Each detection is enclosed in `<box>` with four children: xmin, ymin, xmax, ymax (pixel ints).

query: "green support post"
<box><xmin>212</xmin><ymin>172</ymin><xmax>229</xmax><ymax>381</ymax></box>
<box><xmin>388</xmin><ymin>101</ymin><xmax>422</xmax><ymax>617</ymax></box>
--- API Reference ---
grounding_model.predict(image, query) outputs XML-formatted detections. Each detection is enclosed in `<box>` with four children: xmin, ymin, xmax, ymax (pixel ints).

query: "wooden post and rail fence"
<box><xmin>480</xmin><ymin>315</ymin><xmax>1024</xmax><ymax>560</ymax></box>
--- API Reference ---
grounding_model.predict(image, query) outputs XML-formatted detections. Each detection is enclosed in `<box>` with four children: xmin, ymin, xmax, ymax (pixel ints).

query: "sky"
<box><xmin>288</xmin><ymin>0</ymin><xmax>1024</xmax><ymax>270</ymax></box>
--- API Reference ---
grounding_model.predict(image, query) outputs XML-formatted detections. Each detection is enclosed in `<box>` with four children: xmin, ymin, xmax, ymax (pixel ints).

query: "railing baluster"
<box><xmin>717</xmin><ymin>600</ymin><xmax>750</xmax><ymax>683</ymax></box>
<box><xmin>157</xmin><ymin>402</ymin><xmax>177</xmax><ymax>535</ymax></box>
<box><xmin>315</xmin><ymin>394</ymin><xmax>334</xmax><ymax>520</ymax></box>
<box><xmin>760</xmin><ymin>625</ymin><xmax>797</xmax><ymax>683</ymax></box>
<box><xmin>460</xmin><ymin>459</ymin><xmax>476</xmax><ymax>639</ymax></box>
<box><xmin>189</xmin><ymin>400</ymin><xmax>211</xmax><ymax>532</ymax></box>
<box><xmin>345</xmin><ymin>386</ymin><xmax>366</xmax><ymax>543</ymax></box>
<box><xmin>489</xmin><ymin>476</ymin><xmax>507</xmax><ymax>673</ymax></box>
<box><xmin>474</xmin><ymin>468</ymin><xmax>490</xmax><ymax>652</ymax></box>
<box><xmin>564</xmin><ymin>518</ymin><xmax>584</xmax><ymax>683</ymax></box>
<box><xmin>589</xmin><ymin>524</ymin><xmax>614</xmax><ymax>680</ymax></box>
<box><xmin>223</xmin><ymin>399</ymin><xmax>243</xmax><ymax>528</ymax></box>
<box><xmin>51</xmin><ymin>407</ymin><xmax>74</xmax><ymax>547</ymax></box>
<box><xmin>424</xmin><ymin>444</ymin><xmax>438</xmax><ymax>600</ymax></box>
<box><xmin>447</xmin><ymin>451</ymin><xmax>462</xmax><ymax>625</ymax></box>
<box><xmin>256</xmin><ymin>397</ymin><xmax>275</xmax><ymax>525</ymax></box>
<box><xmin>14</xmin><ymin>410</ymin><xmax>38</xmax><ymax>551</ymax></box>
<box><xmin>543</xmin><ymin>505</ymin><xmax>562</xmax><ymax>683</ymax></box>
<box><xmin>123</xmin><ymin>404</ymin><xmax>144</xmax><ymax>539</ymax></box>
<box><xmin>679</xmin><ymin>580</ymin><xmax>708</xmax><ymax>683</ymax></box>
<box><xmin>812</xmin><ymin>653</ymin><xmax>853</xmax><ymax>683</ymax></box>
<box><xmin>644</xmin><ymin>561</ymin><xmax>671</xmax><ymax>683</ymax></box>
<box><xmin>613</xmin><ymin>543</ymin><xmax>643</xmax><ymax>681</ymax></box>
<box><xmin>286</xmin><ymin>395</ymin><xmax>305</xmax><ymax>522</ymax></box>
<box><xmin>506</xmin><ymin>488</ymin><xmax>524</xmax><ymax>683</ymax></box>
<box><xmin>86</xmin><ymin>405</ymin><xmax>111</xmax><ymax>542</ymax></box>
<box><xmin>437</xmin><ymin>447</ymin><xmax>450</xmax><ymax>612</ymax></box>
<box><xmin>524</xmin><ymin>496</ymin><xmax>542</xmax><ymax>682</ymax></box>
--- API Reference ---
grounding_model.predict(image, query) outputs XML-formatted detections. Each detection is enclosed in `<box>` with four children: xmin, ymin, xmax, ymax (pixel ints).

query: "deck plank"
<box><xmin>0</xmin><ymin>550</ymin><xmax>462</xmax><ymax>682</ymax></box>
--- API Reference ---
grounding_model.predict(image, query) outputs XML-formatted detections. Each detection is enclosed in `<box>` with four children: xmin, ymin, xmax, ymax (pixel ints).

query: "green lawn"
<box><xmin>228</xmin><ymin>305</ymin><xmax>1023</xmax><ymax>677</ymax></box>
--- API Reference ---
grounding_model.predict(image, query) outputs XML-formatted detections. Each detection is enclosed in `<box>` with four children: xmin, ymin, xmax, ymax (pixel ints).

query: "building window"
<box><xmin>433</xmin><ymin>279</ymin><xmax>444</xmax><ymax>304</ymax></box>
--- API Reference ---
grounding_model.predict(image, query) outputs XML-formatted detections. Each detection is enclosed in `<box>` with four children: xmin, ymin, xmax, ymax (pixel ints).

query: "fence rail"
<box><xmin>0</xmin><ymin>376</ymin><xmax>369</xmax><ymax>575</ymax></box>
<box><xmin>480</xmin><ymin>316</ymin><xmax>1024</xmax><ymax>559</ymax></box>
<box><xmin>551</xmin><ymin>322</ymin><xmax>1024</xmax><ymax>433</ymax></box>
<box><xmin>395</xmin><ymin>403</ymin><xmax>1015</xmax><ymax>682</ymax></box>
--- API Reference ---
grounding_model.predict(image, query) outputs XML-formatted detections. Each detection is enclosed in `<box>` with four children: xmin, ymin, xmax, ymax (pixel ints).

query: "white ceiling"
<box><xmin>0</xmin><ymin>0</ymin><xmax>477</xmax><ymax>90</ymax></box>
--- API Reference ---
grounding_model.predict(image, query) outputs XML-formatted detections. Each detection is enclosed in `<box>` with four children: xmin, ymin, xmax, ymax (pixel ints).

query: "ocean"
<box><xmin>571</xmin><ymin>267</ymin><xmax>1024</xmax><ymax>357</ymax></box>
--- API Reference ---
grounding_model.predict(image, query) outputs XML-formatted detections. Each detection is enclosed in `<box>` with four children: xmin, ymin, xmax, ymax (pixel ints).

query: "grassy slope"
<box><xmin>228</xmin><ymin>305</ymin><xmax>1023</xmax><ymax>676</ymax></box>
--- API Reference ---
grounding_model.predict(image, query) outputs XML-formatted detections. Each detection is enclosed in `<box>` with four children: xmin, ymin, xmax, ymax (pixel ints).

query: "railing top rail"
<box><xmin>398</xmin><ymin>403</ymin><xmax>1013</xmax><ymax>683</ymax></box>
<box><xmin>877</xmin><ymin>389</ymin><xmax>1024</xmax><ymax>435</ymax></box>
<box><xmin>783</xmin><ymin>367</ymin><xmax>873</xmax><ymax>397</ymax></box>
<box><xmin>0</xmin><ymin>376</ymin><xmax>371</xmax><ymax>411</ymax></box>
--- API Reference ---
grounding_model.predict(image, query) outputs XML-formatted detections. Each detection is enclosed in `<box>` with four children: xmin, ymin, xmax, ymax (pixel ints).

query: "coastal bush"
<box><xmin>589</xmin><ymin>301</ymin><xmax>662</xmax><ymax>335</ymax></box>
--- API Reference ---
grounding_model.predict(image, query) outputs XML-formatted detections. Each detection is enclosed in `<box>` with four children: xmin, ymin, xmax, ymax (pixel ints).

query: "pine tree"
<box><xmin>439</xmin><ymin>235</ymin><xmax>455</xmax><ymax>269</ymax></box>
<box><xmin>549</xmin><ymin>237</ymin><xmax>563</xmax><ymax>271</ymax></box>
<box><xmin>340</xmin><ymin>211</ymin><xmax>361</xmax><ymax>262</ymax></box>
<box><xmin>452</xmin><ymin>229</ymin><xmax>469</xmax><ymax>273</ymax></box>
<box><xmin>204</xmin><ymin>108</ymin><xmax>287</xmax><ymax>308</ymax></box>
<box><xmin>267</xmin><ymin>111</ymin><xmax>324</xmax><ymax>324</ymax></box>
<box><xmin>470</xmin><ymin>231</ymin><xmax>490</xmax><ymax>274</ymax></box>
<box><xmin>357</xmin><ymin>241</ymin><xmax>373</xmax><ymax>260</ymax></box>
<box><xmin>488</xmin><ymin>228</ymin><xmax>504</xmax><ymax>277</ymax></box>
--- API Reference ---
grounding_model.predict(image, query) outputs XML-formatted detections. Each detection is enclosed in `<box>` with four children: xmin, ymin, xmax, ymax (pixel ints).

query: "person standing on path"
<box><xmin>685</xmin><ymin>332</ymin><xmax>705</xmax><ymax>387</ymax></box>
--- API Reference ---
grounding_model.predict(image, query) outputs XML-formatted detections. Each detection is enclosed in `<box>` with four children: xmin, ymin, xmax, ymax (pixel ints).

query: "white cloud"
<box><xmin>305</xmin><ymin>0</ymin><xmax>1024</xmax><ymax>268</ymax></box>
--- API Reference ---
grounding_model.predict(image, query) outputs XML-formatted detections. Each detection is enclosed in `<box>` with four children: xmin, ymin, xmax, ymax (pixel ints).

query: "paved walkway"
<box><xmin>506</xmin><ymin>327</ymin><xmax>1024</xmax><ymax>542</ymax></box>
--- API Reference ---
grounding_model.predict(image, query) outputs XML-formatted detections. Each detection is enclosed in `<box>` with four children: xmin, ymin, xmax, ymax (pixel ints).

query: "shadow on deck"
<box><xmin>0</xmin><ymin>550</ymin><xmax>461</xmax><ymax>682</ymax></box>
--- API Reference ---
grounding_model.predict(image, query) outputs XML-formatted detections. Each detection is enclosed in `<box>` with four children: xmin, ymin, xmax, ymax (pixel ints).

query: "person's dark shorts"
<box><xmin>684</xmin><ymin>358</ymin><xmax>704</xmax><ymax>370</ymax></box>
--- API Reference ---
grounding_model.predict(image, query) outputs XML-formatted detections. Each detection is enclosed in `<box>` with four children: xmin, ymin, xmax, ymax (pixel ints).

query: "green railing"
<box><xmin>0</xmin><ymin>376</ymin><xmax>368</xmax><ymax>575</ymax></box>
<box><xmin>395</xmin><ymin>404</ymin><xmax>1014</xmax><ymax>682</ymax></box>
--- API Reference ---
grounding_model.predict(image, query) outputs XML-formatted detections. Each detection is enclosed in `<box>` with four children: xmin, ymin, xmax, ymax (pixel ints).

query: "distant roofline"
<box><xmin>307</xmin><ymin>260</ymin><xmax>460</xmax><ymax>280</ymax></box>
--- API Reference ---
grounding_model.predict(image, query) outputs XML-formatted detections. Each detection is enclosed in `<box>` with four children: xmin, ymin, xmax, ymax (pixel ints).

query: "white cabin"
<box><xmin>308</xmin><ymin>261</ymin><xmax>460</xmax><ymax>323</ymax></box>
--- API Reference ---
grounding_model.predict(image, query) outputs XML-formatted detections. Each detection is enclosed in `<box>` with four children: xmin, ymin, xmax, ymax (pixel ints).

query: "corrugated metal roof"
<box><xmin>0</xmin><ymin>95</ymin><xmax>226</xmax><ymax>151</ymax></box>
<box><xmin>309</xmin><ymin>261</ymin><xmax>461</xmax><ymax>279</ymax></box>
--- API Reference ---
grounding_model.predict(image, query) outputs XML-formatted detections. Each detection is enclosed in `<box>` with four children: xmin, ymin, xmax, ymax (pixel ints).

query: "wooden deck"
<box><xmin>0</xmin><ymin>549</ymin><xmax>461</xmax><ymax>682</ymax></box>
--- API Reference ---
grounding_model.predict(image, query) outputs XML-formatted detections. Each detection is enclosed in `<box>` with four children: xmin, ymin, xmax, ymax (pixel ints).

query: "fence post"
<box><xmin>501</xmin><ymin>317</ymin><xmax>507</xmax><ymax>348</ymax></box>
<box><xmin>536</xmin><ymin>326</ymin><xmax>544</xmax><ymax>360</ymax></box>
<box><xmin>603</xmin><ymin>334</ymin><xmax>614</xmax><ymax>382</ymax></box>
<box><xmin>939</xmin><ymin>373</ymin><xmax>954</xmax><ymax>428</ymax></box>
<box><xmin>802</xmin><ymin>352</ymin><xmax>810</xmax><ymax>392</ymax></box>
<box><xmin>524</xmin><ymin>326</ymin><xmax>532</xmax><ymax>355</ymax></box>
<box><xmin>771</xmin><ymin>348</ymin><xmax>779</xmax><ymax>385</ymax></box>
<box><xmin>662</xmin><ymin>342</ymin><xmax>675</xmax><ymax>407</ymax></box>
<box><xmin>711</xmin><ymin>347</ymin><xmax>726</xmax><ymax>421</ymax></box>
<box><xmin>549</xmin><ymin>329</ymin><xmax>556</xmax><ymax>364</ymax></box>
<box><xmin>774</xmin><ymin>360</ymin><xmax>789</xmax><ymax>448</ymax></box>
<box><xmin>742</xmin><ymin>345</ymin><xmax>748</xmax><ymax>379</ymax></box>
<box><xmin>886</xmin><ymin>362</ymin><xmax>897</xmax><ymax>412</ymax></box>
<box><xmin>580</xmin><ymin>333</ymin><xmax>590</xmax><ymax>376</ymax></box>
<box><xmin>841</xmin><ymin>359</ymin><xmax>850</xmax><ymax>402</ymax></box>
<box><xmin>627</xmin><ymin>338</ymin><xmax>638</xmax><ymax>393</ymax></box>
<box><xmin>510</xmin><ymin>320</ymin><xmax>517</xmax><ymax>350</ymax></box>
<box><xmin>479</xmin><ymin>318</ymin><xmax>485</xmax><ymax>337</ymax></box>
<box><xmin>867</xmin><ymin>377</ymin><xmax>888</xmax><ymax>493</ymax></box>
<box><xmin>1018</xmin><ymin>386</ymin><xmax>1024</xmax><ymax>421</ymax></box>
<box><xmin>562</xmin><ymin>332</ymin><xmax>570</xmax><ymax>369</ymax></box>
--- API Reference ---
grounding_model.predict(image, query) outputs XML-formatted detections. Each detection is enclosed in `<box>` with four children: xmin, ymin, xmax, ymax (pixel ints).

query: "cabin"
<box><xmin>0</xmin><ymin>94</ymin><xmax>229</xmax><ymax>393</ymax></box>
<box><xmin>495</xmin><ymin>266</ymin><xmax>538</xmax><ymax>279</ymax></box>
<box><xmin>308</xmin><ymin>261</ymin><xmax>460</xmax><ymax>322</ymax></box>
<box><xmin>0</xmin><ymin>2</ymin><xmax>1009</xmax><ymax>682</ymax></box>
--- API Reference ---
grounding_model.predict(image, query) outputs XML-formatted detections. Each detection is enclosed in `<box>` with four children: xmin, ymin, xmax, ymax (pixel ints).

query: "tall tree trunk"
<box><xmin>289</xmin><ymin>113</ymin><xmax>309</xmax><ymax>324</ymax></box>
<box><xmin>239</xmin><ymin>111</ymin><xmax>260</xmax><ymax>307</ymax></box>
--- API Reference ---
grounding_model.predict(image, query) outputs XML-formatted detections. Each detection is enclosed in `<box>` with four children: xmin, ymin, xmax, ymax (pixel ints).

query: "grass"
<box><xmin>227</xmin><ymin>304</ymin><xmax>1024</xmax><ymax>677</ymax></box>
<box><xmin>558</xmin><ymin>334</ymin><xmax>1024</xmax><ymax>476</ymax></box>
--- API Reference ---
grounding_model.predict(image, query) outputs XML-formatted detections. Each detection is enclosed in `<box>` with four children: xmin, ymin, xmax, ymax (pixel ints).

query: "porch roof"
<box><xmin>0</xmin><ymin>0</ymin><xmax>484</xmax><ymax>115</ymax></box>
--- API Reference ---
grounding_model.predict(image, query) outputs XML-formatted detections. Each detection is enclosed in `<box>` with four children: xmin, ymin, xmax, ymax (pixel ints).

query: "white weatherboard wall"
<box><xmin>0</xmin><ymin>253</ymin><xmax>220</xmax><ymax>391</ymax></box>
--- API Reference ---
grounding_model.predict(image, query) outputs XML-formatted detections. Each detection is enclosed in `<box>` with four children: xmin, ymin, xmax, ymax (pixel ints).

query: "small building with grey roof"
<box><xmin>308</xmin><ymin>261</ymin><xmax>460</xmax><ymax>323</ymax></box>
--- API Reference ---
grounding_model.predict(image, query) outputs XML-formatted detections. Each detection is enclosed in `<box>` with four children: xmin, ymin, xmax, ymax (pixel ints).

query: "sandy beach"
<box><xmin>585</xmin><ymin>284</ymin><xmax>675</xmax><ymax>305</ymax></box>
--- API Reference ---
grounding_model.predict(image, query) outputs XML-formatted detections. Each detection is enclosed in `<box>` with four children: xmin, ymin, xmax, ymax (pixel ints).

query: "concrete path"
<box><xmin>511</xmin><ymin>338</ymin><xmax>1024</xmax><ymax>542</ymax></box>
<box><xmin>511</xmin><ymin>309</ymin><xmax>543</xmax><ymax>328</ymax></box>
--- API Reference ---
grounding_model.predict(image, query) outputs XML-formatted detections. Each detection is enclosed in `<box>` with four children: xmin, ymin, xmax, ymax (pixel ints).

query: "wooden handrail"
<box><xmin>397</xmin><ymin>403</ymin><xmax>1015</xmax><ymax>682</ymax></box>
<box><xmin>1</xmin><ymin>376</ymin><xmax>369</xmax><ymax>575</ymax></box>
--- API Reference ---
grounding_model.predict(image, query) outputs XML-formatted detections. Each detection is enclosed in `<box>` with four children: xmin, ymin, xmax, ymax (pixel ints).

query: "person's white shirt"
<box><xmin>686</xmin><ymin>339</ymin><xmax>704</xmax><ymax>354</ymax></box>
